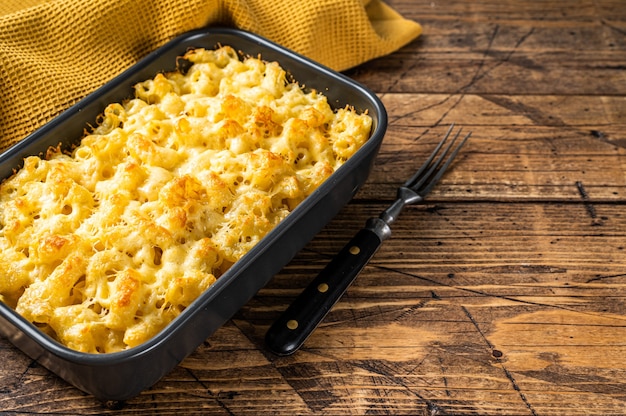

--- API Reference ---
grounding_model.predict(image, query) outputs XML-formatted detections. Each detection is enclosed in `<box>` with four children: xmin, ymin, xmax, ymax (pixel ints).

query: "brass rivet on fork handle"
<box><xmin>265</xmin><ymin>124</ymin><xmax>471</xmax><ymax>356</ymax></box>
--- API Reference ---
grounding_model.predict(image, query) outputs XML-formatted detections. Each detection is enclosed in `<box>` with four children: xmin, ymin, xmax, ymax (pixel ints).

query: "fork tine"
<box><xmin>407</xmin><ymin>125</ymin><xmax>471</xmax><ymax>196</ymax></box>
<box><xmin>411</xmin><ymin>126</ymin><xmax>463</xmax><ymax>190</ymax></box>
<box><xmin>403</xmin><ymin>124</ymin><xmax>456</xmax><ymax>188</ymax></box>
<box><xmin>420</xmin><ymin>129</ymin><xmax>470</xmax><ymax>195</ymax></box>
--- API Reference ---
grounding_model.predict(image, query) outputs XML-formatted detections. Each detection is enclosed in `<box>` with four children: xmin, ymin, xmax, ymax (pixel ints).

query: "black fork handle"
<box><xmin>265</xmin><ymin>222</ymin><xmax>388</xmax><ymax>356</ymax></box>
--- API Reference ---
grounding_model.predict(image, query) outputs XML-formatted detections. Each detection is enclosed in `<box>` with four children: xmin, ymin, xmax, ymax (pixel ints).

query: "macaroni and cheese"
<box><xmin>0</xmin><ymin>46</ymin><xmax>372</xmax><ymax>353</ymax></box>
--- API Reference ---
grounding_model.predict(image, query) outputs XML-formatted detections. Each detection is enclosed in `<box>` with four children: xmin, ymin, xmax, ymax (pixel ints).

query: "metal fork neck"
<box><xmin>380</xmin><ymin>186</ymin><xmax>423</xmax><ymax>225</ymax></box>
<box><xmin>365</xmin><ymin>187</ymin><xmax>424</xmax><ymax>241</ymax></box>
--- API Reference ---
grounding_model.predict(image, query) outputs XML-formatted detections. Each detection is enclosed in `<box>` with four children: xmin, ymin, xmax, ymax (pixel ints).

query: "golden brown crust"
<box><xmin>0</xmin><ymin>46</ymin><xmax>372</xmax><ymax>353</ymax></box>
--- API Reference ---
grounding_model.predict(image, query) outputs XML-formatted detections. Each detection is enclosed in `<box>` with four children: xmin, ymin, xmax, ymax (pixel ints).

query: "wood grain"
<box><xmin>2</xmin><ymin>0</ymin><xmax>626</xmax><ymax>414</ymax></box>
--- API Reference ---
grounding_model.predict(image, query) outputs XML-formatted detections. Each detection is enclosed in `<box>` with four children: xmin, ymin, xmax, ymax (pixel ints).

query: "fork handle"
<box><xmin>265</xmin><ymin>219</ymin><xmax>390</xmax><ymax>356</ymax></box>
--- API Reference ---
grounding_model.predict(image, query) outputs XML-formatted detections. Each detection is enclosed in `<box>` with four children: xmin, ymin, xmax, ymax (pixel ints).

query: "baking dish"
<box><xmin>0</xmin><ymin>27</ymin><xmax>387</xmax><ymax>402</ymax></box>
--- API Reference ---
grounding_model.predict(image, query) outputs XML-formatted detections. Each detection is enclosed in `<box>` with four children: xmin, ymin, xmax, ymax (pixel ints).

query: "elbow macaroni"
<box><xmin>0</xmin><ymin>46</ymin><xmax>372</xmax><ymax>353</ymax></box>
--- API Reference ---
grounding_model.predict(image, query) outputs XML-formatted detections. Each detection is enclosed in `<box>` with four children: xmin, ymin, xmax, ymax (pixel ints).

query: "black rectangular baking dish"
<box><xmin>0</xmin><ymin>27</ymin><xmax>387</xmax><ymax>402</ymax></box>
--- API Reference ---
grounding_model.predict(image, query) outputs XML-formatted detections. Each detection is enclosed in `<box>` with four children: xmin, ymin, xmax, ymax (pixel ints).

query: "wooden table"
<box><xmin>2</xmin><ymin>1</ymin><xmax>626</xmax><ymax>414</ymax></box>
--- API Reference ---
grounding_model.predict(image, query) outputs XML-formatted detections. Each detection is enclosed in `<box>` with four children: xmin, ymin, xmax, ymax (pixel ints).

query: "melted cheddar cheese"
<box><xmin>0</xmin><ymin>46</ymin><xmax>372</xmax><ymax>353</ymax></box>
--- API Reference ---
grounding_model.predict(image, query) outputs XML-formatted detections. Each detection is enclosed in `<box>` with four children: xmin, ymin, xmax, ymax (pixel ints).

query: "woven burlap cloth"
<box><xmin>0</xmin><ymin>0</ymin><xmax>421</xmax><ymax>151</ymax></box>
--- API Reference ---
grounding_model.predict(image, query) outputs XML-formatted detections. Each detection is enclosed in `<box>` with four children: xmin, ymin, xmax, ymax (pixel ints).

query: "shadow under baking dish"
<box><xmin>0</xmin><ymin>27</ymin><xmax>387</xmax><ymax>402</ymax></box>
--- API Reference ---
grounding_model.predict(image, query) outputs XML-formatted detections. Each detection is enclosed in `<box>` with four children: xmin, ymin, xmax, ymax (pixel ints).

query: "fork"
<box><xmin>265</xmin><ymin>124</ymin><xmax>471</xmax><ymax>356</ymax></box>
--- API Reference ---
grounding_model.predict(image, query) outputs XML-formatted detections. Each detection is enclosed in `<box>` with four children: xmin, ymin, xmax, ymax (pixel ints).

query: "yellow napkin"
<box><xmin>0</xmin><ymin>0</ymin><xmax>421</xmax><ymax>151</ymax></box>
